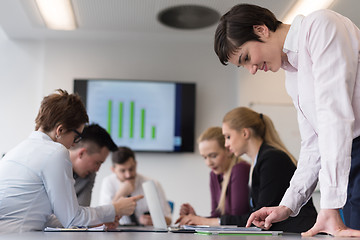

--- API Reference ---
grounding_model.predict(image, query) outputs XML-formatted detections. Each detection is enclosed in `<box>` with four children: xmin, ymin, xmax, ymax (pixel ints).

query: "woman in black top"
<box><xmin>221</xmin><ymin>107</ymin><xmax>317</xmax><ymax>233</ymax></box>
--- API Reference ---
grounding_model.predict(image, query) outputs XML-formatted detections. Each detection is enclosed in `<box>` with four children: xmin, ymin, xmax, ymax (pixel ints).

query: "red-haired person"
<box><xmin>0</xmin><ymin>89</ymin><xmax>142</xmax><ymax>233</ymax></box>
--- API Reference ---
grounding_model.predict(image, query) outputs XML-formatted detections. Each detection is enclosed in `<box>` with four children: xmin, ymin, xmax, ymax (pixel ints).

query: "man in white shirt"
<box><xmin>99</xmin><ymin>147</ymin><xmax>172</xmax><ymax>226</ymax></box>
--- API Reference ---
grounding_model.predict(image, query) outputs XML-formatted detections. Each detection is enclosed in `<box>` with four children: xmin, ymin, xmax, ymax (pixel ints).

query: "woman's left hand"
<box><xmin>175</xmin><ymin>214</ymin><xmax>204</xmax><ymax>225</ymax></box>
<box><xmin>302</xmin><ymin>209</ymin><xmax>360</xmax><ymax>237</ymax></box>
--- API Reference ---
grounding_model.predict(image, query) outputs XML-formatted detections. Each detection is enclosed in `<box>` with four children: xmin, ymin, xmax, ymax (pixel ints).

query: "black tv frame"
<box><xmin>74</xmin><ymin>79</ymin><xmax>196</xmax><ymax>153</ymax></box>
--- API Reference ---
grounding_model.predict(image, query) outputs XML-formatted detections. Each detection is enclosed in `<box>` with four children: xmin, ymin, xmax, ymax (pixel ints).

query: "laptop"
<box><xmin>109</xmin><ymin>180</ymin><xmax>168</xmax><ymax>232</ymax></box>
<box><xmin>142</xmin><ymin>180</ymin><xmax>168</xmax><ymax>230</ymax></box>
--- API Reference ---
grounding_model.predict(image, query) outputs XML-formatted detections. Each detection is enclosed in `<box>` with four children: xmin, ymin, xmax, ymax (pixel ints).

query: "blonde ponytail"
<box><xmin>223</xmin><ymin>107</ymin><xmax>297</xmax><ymax>166</ymax></box>
<box><xmin>261</xmin><ymin>114</ymin><xmax>297</xmax><ymax>166</ymax></box>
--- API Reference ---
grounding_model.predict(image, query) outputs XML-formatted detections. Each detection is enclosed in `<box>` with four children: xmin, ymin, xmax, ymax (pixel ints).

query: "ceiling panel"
<box><xmin>0</xmin><ymin>0</ymin><xmax>358</xmax><ymax>42</ymax></box>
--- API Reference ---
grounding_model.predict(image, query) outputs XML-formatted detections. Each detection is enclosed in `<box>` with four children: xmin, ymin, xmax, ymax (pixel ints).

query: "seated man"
<box><xmin>99</xmin><ymin>146</ymin><xmax>172</xmax><ymax>226</ymax></box>
<box><xmin>47</xmin><ymin>123</ymin><xmax>118</xmax><ymax>227</ymax></box>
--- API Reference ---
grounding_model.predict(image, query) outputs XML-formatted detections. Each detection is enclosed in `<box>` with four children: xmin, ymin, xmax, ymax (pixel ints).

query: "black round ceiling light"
<box><xmin>158</xmin><ymin>5</ymin><xmax>220</xmax><ymax>30</ymax></box>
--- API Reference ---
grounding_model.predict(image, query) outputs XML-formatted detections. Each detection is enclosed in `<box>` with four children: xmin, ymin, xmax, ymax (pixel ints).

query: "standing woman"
<box><xmin>214</xmin><ymin>3</ymin><xmax>360</xmax><ymax>236</ymax></box>
<box><xmin>222</xmin><ymin>107</ymin><xmax>317</xmax><ymax>232</ymax></box>
<box><xmin>176</xmin><ymin>126</ymin><xmax>250</xmax><ymax>226</ymax></box>
<box><xmin>0</xmin><ymin>89</ymin><xmax>142</xmax><ymax>233</ymax></box>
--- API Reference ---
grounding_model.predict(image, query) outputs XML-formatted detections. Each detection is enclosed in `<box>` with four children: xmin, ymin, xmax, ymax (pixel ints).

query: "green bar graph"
<box><xmin>106</xmin><ymin>100</ymin><xmax>156</xmax><ymax>141</ymax></box>
<box><xmin>129</xmin><ymin>101</ymin><xmax>135</xmax><ymax>138</ymax></box>
<box><xmin>107</xmin><ymin>100</ymin><xmax>112</xmax><ymax>134</ymax></box>
<box><xmin>151</xmin><ymin>126</ymin><xmax>156</xmax><ymax>139</ymax></box>
<box><xmin>141</xmin><ymin>109</ymin><xmax>145</xmax><ymax>139</ymax></box>
<box><xmin>118</xmin><ymin>102</ymin><xmax>123</xmax><ymax>138</ymax></box>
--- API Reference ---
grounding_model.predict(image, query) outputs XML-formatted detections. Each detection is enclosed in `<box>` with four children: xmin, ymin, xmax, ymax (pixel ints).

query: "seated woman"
<box><xmin>220</xmin><ymin>107</ymin><xmax>317</xmax><ymax>233</ymax></box>
<box><xmin>176</xmin><ymin>126</ymin><xmax>251</xmax><ymax>225</ymax></box>
<box><xmin>0</xmin><ymin>89</ymin><xmax>142</xmax><ymax>233</ymax></box>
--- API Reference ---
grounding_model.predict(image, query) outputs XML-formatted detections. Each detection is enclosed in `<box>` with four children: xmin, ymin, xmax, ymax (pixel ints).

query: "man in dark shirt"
<box><xmin>70</xmin><ymin>124</ymin><xmax>118</xmax><ymax>206</ymax></box>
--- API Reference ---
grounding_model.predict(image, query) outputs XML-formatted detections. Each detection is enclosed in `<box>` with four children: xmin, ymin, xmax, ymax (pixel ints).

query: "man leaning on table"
<box><xmin>46</xmin><ymin>123</ymin><xmax>119</xmax><ymax>227</ymax></box>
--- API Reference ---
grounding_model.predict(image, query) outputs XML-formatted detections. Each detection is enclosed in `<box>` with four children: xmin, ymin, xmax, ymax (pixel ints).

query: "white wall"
<box><xmin>0</xmin><ymin>33</ymin><xmax>240</xmax><ymax>221</ymax></box>
<box><xmin>0</xmin><ymin>29</ymin><xmax>44</xmax><ymax>154</ymax></box>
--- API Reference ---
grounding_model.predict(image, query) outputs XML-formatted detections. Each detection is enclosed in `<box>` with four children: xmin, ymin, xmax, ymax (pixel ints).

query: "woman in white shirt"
<box><xmin>0</xmin><ymin>89</ymin><xmax>142</xmax><ymax>233</ymax></box>
<box><xmin>214</xmin><ymin>3</ymin><xmax>360</xmax><ymax>237</ymax></box>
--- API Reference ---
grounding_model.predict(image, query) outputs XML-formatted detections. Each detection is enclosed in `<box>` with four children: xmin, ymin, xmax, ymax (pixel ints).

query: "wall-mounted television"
<box><xmin>74</xmin><ymin>79</ymin><xmax>196</xmax><ymax>153</ymax></box>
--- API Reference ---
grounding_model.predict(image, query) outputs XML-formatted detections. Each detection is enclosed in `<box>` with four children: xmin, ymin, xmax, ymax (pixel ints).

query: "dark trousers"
<box><xmin>343</xmin><ymin>136</ymin><xmax>360</xmax><ymax>229</ymax></box>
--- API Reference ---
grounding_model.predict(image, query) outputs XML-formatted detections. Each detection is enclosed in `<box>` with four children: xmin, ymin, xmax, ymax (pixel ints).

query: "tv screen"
<box><xmin>74</xmin><ymin>79</ymin><xmax>196</xmax><ymax>152</ymax></box>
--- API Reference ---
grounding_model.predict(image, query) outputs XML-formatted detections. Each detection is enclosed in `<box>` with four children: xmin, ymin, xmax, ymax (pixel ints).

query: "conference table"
<box><xmin>0</xmin><ymin>231</ymin><xmax>356</xmax><ymax>240</ymax></box>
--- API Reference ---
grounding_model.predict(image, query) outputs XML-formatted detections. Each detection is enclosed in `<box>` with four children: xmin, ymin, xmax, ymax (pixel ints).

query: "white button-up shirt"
<box><xmin>0</xmin><ymin>131</ymin><xmax>115</xmax><ymax>232</ymax></box>
<box><xmin>279</xmin><ymin>9</ymin><xmax>360</xmax><ymax>216</ymax></box>
<box><xmin>99</xmin><ymin>173</ymin><xmax>171</xmax><ymax>225</ymax></box>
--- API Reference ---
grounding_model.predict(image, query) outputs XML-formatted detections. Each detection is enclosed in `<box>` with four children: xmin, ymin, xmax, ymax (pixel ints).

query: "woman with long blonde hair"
<box><xmin>221</xmin><ymin>107</ymin><xmax>317</xmax><ymax>232</ymax></box>
<box><xmin>176</xmin><ymin>126</ymin><xmax>250</xmax><ymax>226</ymax></box>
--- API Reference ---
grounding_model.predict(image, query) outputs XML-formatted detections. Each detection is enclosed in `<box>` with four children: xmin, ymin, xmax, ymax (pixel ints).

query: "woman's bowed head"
<box><xmin>214</xmin><ymin>4</ymin><xmax>290</xmax><ymax>75</ymax></box>
<box><xmin>35</xmin><ymin>89</ymin><xmax>89</xmax><ymax>149</ymax></box>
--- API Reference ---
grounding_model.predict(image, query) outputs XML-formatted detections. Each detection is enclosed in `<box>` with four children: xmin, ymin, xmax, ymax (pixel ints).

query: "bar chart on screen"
<box><xmin>86</xmin><ymin>80</ymin><xmax>176</xmax><ymax>151</ymax></box>
<box><xmin>106</xmin><ymin>100</ymin><xmax>157</xmax><ymax>140</ymax></box>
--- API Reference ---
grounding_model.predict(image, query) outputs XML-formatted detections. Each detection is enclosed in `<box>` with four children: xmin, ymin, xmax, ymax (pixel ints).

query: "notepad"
<box><xmin>183</xmin><ymin>225</ymin><xmax>255</xmax><ymax>231</ymax></box>
<box><xmin>44</xmin><ymin>225</ymin><xmax>106</xmax><ymax>232</ymax></box>
<box><xmin>169</xmin><ymin>225</ymin><xmax>240</xmax><ymax>234</ymax></box>
<box><xmin>195</xmin><ymin>229</ymin><xmax>282</xmax><ymax>236</ymax></box>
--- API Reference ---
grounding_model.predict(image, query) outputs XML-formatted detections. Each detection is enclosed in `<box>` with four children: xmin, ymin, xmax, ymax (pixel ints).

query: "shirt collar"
<box><xmin>254</xmin><ymin>152</ymin><xmax>259</xmax><ymax>166</ymax></box>
<box><xmin>281</xmin><ymin>15</ymin><xmax>304</xmax><ymax>71</ymax></box>
<box><xmin>283</xmin><ymin>14</ymin><xmax>304</xmax><ymax>54</ymax></box>
<box><xmin>30</xmin><ymin>131</ymin><xmax>53</xmax><ymax>141</ymax></box>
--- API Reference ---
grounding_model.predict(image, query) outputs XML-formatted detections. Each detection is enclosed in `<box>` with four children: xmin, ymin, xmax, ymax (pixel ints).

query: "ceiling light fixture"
<box><xmin>35</xmin><ymin>0</ymin><xmax>77</xmax><ymax>30</ymax></box>
<box><xmin>282</xmin><ymin>0</ymin><xmax>335</xmax><ymax>24</ymax></box>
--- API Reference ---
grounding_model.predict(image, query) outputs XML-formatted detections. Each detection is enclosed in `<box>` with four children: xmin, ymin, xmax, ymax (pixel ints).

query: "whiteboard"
<box><xmin>250</xmin><ymin>103</ymin><xmax>301</xmax><ymax>159</ymax></box>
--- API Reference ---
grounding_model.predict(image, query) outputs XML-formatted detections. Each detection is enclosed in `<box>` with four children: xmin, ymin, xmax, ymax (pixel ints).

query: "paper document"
<box><xmin>180</xmin><ymin>225</ymin><xmax>282</xmax><ymax>236</ymax></box>
<box><xmin>44</xmin><ymin>224</ymin><xmax>106</xmax><ymax>232</ymax></box>
<box><xmin>183</xmin><ymin>225</ymin><xmax>262</xmax><ymax>231</ymax></box>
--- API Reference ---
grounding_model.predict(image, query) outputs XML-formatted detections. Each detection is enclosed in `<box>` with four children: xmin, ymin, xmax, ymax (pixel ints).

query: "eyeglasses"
<box><xmin>71</xmin><ymin>129</ymin><xmax>82</xmax><ymax>143</ymax></box>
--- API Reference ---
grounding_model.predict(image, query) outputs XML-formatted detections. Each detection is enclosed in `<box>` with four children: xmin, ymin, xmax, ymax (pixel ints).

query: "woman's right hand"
<box><xmin>179</xmin><ymin>203</ymin><xmax>196</xmax><ymax>216</ymax></box>
<box><xmin>113</xmin><ymin>195</ymin><xmax>143</xmax><ymax>216</ymax></box>
<box><xmin>246</xmin><ymin>205</ymin><xmax>292</xmax><ymax>229</ymax></box>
